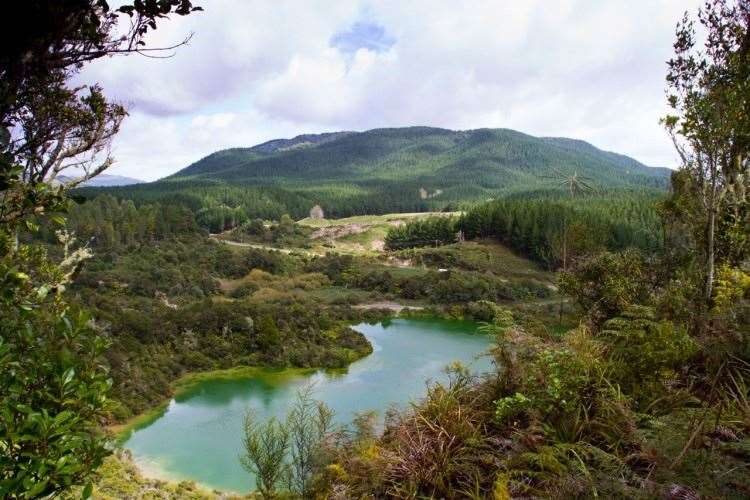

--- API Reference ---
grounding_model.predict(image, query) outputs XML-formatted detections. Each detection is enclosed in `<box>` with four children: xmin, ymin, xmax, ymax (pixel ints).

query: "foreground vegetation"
<box><xmin>65</xmin><ymin>452</ymin><xmax>239</xmax><ymax>500</ymax></box>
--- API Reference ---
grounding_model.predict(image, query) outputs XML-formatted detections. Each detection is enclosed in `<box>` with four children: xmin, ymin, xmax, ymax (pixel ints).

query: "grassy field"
<box><xmin>297</xmin><ymin>212</ymin><xmax>457</xmax><ymax>228</ymax></box>
<box><xmin>298</xmin><ymin>211</ymin><xmax>460</xmax><ymax>255</ymax></box>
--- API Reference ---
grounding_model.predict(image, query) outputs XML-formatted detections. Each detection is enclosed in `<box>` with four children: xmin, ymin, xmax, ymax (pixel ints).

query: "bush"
<box><xmin>230</xmin><ymin>282</ymin><xmax>259</xmax><ymax>298</ymax></box>
<box><xmin>601</xmin><ymin>306</ymin><xmax>697</xmax><ymax>408</ymax></box>
<box><xmin>559</xmin><ymin>250</ymin><xmax>652</xmax><ymax>325</ymax></box>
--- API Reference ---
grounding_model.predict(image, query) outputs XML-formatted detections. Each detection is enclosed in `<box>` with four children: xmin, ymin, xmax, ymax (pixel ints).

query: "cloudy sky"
<box><xmin>79</xmin><ymin>0</ymin><xmax>702</xmax><ymax>181</ymax></box>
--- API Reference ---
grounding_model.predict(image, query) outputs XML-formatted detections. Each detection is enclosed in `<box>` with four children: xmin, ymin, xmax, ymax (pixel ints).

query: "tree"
<box><xmin>0</xmin><ymin>2</ymin><xmax>201</xmax><ymax>497</ymax></box>
<box><xmin>245</xmin><ymin>218</ymin><xmax>266</xmax><ymax>236</ymax></box>
<box><xmin>240</xmin><ymin>388</ymin><xmax>334</xmax><ymax>498</ymax></box>
<box><xmin>1</xmin><ymin>1</ymin><xmax>202</xmax><ymax>227</ymax></box>
<box><xmin>278</xmin><ymin>213</ymin><xmax>295</xmax><ymax>236</ymax></box>
<box><xmin>287</xmin><ymin>386</ymin><xmax>334</xmax><ymax>497</ymax></box>
<box><xmin>0</xmin><ymin>231</ymin><xmax>111</xmax><ymax>499</ymax></box>
<box><xmin>559</xmin><ymin>250</ymin><xmax>652</xmax><ymax>326</ymax></box>
<box><xmin>257</xmin><ymin>314</ymin><xmax>281</xmax><ymax>350</ymax></box>
<box><xmin>241</xmin><ymin>414</ymin><xmax>290</xmax><ymax>499</ymax></box>
<box><xmin>663</xmin><ymin>0</ymin><xmax>750</xmax><ymax>306</ymax></box>
<box><xmin>541</xmin><ymin>170</ymin><xmax>596</xmax><ymax>323</ymax></box>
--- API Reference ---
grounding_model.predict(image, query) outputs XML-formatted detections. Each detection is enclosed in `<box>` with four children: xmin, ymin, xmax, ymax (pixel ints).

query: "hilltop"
<box><xmin>82</xmin><ymin>126</ymin><xmax>670</xmax><ymax>226</ymax></box>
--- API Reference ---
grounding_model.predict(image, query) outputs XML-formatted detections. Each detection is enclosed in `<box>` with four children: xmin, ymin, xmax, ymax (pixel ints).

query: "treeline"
<box><xmin>78</xmin><ymin>125</ymin><xmax>670</xmax><ymax>232</ymax></box>
<box><xmin>79</xmin><ymin>181</ymin><xmax>437</xmax><ymax>230</ymax></box>
<box><xmin>37</xmin><ymin>194</ymin><xmax>203</xmax><ymax>251</ymax></box>
<box><xmin>386</xmin><ymin>191</ymin><xmax>664</xmax><ymax>268</ymax></box>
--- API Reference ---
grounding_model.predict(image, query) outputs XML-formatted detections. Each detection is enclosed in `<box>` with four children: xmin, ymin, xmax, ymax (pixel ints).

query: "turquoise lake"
<box><xmin>123</xmin><ymin>318</ymin><xmax>493</xmax><ymax>493</ymax></box>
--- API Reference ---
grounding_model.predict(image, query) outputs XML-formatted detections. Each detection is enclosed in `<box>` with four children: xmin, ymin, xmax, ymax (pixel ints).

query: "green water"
<box><xmin>123</xmin><ymin>318</ymin><xmax>492</xmax><ymax>493</ymax></box>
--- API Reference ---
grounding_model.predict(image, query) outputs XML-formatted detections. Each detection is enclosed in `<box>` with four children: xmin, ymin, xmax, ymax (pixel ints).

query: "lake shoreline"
<box><xmin>109</xmin><ymin>364</ymin><xmax>362</xmax><ymax>442</ymax></box>
<box><xmin>109</xmin><ymin>364</ymin><xmax>361</xmax><ymax>495</ymax></box>
<box><xmin>115</xmin><ymin>317</ymin><xmax>489</xmax><ymax>492</ymax></box>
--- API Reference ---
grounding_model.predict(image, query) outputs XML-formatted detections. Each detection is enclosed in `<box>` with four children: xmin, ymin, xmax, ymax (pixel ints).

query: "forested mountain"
<box><xmin>84</xmin><ymin>127</ymin><xmax>670</xmax><ymax>227</ymax></box>
<box><xmin>174</xmin><ymin>127</ymin><xmax>667</xmax><ymax>186</ymax></box>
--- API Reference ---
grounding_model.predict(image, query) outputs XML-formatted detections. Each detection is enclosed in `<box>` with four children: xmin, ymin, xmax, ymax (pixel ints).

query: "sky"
<box><xmin>78</xmin><ymin>0</ymin><xmax>703</xmax><ymax>181</ymax></box>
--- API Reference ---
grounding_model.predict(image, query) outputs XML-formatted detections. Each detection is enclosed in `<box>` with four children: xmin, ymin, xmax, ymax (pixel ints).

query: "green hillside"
<box><xmin>84</xmin><ymin>127</ymin><xmax>670</xmax><ymax>229</ymax></box>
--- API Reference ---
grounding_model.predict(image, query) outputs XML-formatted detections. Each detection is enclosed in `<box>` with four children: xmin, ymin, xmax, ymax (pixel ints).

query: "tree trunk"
<box><xmin>705</xmin><ymin>205</ymin><xmax>716</xmax><ymax>305</ymax></box>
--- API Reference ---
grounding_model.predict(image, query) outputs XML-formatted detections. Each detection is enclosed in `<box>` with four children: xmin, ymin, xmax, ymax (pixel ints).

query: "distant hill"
<box><xmin>83</xmin><ymin>126</ymin><xmax>670</xmax><ymax>225</ymax></box>
<box><xmin>61</xmin><ymin>174</ymin><xmax>144</xmax><ymax>187</ymax></box>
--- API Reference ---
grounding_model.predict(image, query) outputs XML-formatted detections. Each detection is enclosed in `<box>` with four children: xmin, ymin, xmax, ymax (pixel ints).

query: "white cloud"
<box><xmin>84</xmin><ymin>0</ymin><xmax>701</xmax><ymax>181</ymax></box>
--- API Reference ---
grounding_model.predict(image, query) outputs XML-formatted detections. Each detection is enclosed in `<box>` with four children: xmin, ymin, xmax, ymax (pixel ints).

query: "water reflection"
<box><xmin>124</xmin><ymin>318</ymin><xmax>491</xmax><ymax>493</ymax></box>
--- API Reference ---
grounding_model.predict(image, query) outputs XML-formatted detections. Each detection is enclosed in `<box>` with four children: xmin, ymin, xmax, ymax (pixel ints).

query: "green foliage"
<box><xmin>226</xmin><ymin>214</ymin><xmax>311</xmax><ymax>248</ymax></box>
<box><xmin>344</xmin><ymin>365</ymin><xmax>493</xmax><ymax>499</ymax></box>
<box><xmin>195</xmin><ymin>205</ymin><xmax>246</xmax><ymax>233</ymax></box>
<box><xmin>0</xmin><ymin>237</ymin><xmax>111</xmax><ymax>499</ymax></box>
<box><xmin>62</xmin><ymin>231</ymin><xmax>375</xmax><ymax>418</ymax></box>
<box><xmin>559</xmin><ymin>250</ymin><xmax>652</xmax><ymax>324</ymax></box>
<box><xmin>1</xmin><ymin>2</ymin><xmax>199</xmax><ymax>498</ymax></box>
<box><xmin>344</xmin><ymin>266</ymin><xmax>549</xmax><ymax>304</ymax></box>
<box><xmin>304</xmin><ymin>249</ymin><xmax>551</xmax><ymax>306</ymax></box>
<box><xmin>240</xmin><ymin>388</ymin><xmax>334</xmax><ymax>499</ymax></box>
<box><xmin>79</xmin><ymin>127</ymin><xmax>669</xmax><ymax>226</ymax></box>
<box><xmin>600</xmin><ymin>306</ymin><xmax>697</xmax><ymax>408</ymax></box>
<box><xmin>256</xmin><ymin>315</ymin><xmax>281</xmax><ymax>350</ymax></box>
<box><xmin>42</xmin><ymin>194</ymin><xmax>203</xmax><ymax>252</ymax></box>
<box><xmin>494</xmin><ymin>392</ymin><xmax>531</xmax><ymax>423</ymax></box>
<box><xmin>241</xmin><ymin>415</ymin><xmax>289</xmax><ymax>499</ymax></box>
<box><xmin>385</xmin><ymin>216</ymin><xmax>457</xmax><ymax>250</ymax></box>
<box><xmin>662</xmin><ymin>0</ymin><xmax>750</xmax><ymax>307</ymax></box>
<box><xmin>0</xmin><ymin>311</ymin><xmax>111</xmax><ymax>499</ymax></box>
<box><xmin>286</xmin><ymin>387</ymin><xmax>335</xmax><ymax>497</ymax></box>
<box><xmin>459</xmin><ymin>191</ymin><xmax>664</xmax><ymax>268</ymax></box>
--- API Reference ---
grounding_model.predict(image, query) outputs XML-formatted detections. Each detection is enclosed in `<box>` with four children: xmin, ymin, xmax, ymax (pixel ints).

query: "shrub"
<box><xmin>601</xmin><ymin>306</ymin><xmax>697</xmax><ymax>409</ymax></box>
<box><xmin>559</xmin><ymin>250</ymin><xmax>652</xmax><ymax>325</ymax></box>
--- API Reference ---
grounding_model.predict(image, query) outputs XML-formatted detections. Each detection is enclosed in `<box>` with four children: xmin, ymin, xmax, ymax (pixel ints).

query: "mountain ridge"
<box><xmin>86</xmin><ymin>126</ymin><xmax>670</xmax><ymax>222</ymax></box>
<box><xmin>170</xmin><ymin>126</ymin><xmax>668</xmax><ymax>182</ymax></box>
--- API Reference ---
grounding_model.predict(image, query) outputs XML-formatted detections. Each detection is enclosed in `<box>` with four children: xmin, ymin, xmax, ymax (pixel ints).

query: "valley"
<box><xmin>53</xmin><ymin>199</ymin><xmax>568</xmax><ymax>497</ymax></box>
<box><xmin>31</xmin><ymin>119</ymin><xmax>742</xmax><ymax>499</ymax></box>
<box><xmin>51</xmin><ymin>127</ymin><xmax>734</xmax><ymax>497</ymax></box>
<box><xmin>56</xmin><ymin>169</ymin><xmax>747</xmax><ymax>499</ymax></box>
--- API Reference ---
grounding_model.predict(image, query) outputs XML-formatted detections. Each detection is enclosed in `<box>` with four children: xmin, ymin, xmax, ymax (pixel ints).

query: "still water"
<box><xmin>123</xmin><ymin>318</ymin><xmax>493</xmax><ymax>493</ymax></box>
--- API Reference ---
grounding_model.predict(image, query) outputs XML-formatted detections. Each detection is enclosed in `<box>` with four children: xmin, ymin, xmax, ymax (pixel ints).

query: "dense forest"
<box><xmin>78</xmin><ymin>126</ymin><xmax>670</xmax><ymax>229</ymax></box>
<box><xmin>386</xmin><ymin>189</ymin><xmax>664</xmax><ymax>268</ymax></box>
<box><xmin>32</xmin><ymin>198</ymin><xmax>374</xmax><ymax>419</ymax></box>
